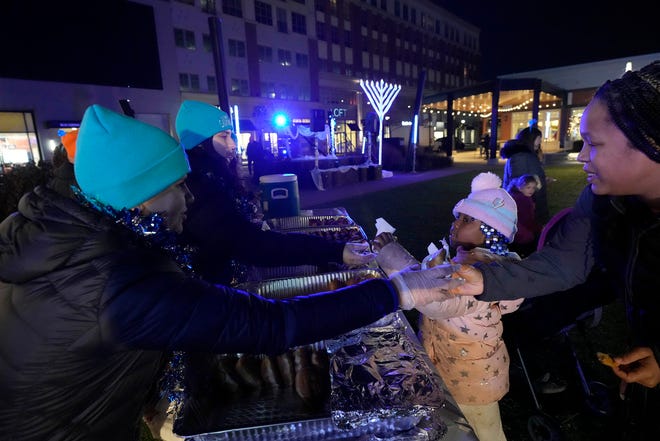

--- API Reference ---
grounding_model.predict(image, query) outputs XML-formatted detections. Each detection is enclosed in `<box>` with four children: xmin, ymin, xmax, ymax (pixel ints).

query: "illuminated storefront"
<box><xmin>422</xmin><ymin>79</ymin><xmax>566</xmax><ymax>155</ymax></box>
<box><xmin>0</xmin><ymin>112</ymin><xmax>41</xmax><ymax>168</ymax></box>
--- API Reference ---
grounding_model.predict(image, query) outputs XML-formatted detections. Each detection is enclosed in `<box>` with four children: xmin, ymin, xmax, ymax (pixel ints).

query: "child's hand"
<box><xmin>452</xmin><ymin>246</ymin><xmax>496</xmax><ymax>265</ymax></box>
<box><xmin>372</xmin><ymin>232</ymin><xmax>397</xmax><ymax>252</ymax></box>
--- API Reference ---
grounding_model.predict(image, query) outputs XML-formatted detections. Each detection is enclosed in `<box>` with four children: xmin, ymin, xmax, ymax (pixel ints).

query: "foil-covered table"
<box><xmin>175</xmin><ymin>312</ymin><xmax>476</xmax><ymax>441</ymax></box>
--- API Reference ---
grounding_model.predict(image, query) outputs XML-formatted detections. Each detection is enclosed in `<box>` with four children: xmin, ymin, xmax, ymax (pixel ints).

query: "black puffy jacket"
<box><xmin>0</xmin><ymin>186</ymin><xmax>398</xmax><ymax>440</ymax></box>
<box><xmin>182</xmin><ymin>145</ymin><xmax>346</xmax><ymax>284</ymax></box>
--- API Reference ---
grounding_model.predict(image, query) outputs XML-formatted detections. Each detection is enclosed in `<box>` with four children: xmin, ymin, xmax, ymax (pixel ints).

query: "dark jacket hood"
<box><xmin>0</xmin><ymin>186</ymin><xmax>116</xmax><ymax>283</ymax></box>
<box><xmin>500</xmin><ymin>139</ymin><xmax>533</xmax><ymax>159</ymax></box>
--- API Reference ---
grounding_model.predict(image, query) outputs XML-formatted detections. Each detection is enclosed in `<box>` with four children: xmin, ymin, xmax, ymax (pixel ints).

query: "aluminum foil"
<box><xmin>325</xmin><ymin>312</ymin><xmax>447</xmax><ymax>438</ymax></box>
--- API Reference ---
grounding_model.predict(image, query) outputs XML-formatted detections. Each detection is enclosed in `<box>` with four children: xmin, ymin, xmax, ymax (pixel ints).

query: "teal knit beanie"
<box><xmin>75</xmin><ymin>104</ymin><xmax>190</xmax><ymax>210</ymax></box>
<box><xmin>175</xmin><ymin>100</ymin><xmax>233</xmax><ymax>150</ymax></box>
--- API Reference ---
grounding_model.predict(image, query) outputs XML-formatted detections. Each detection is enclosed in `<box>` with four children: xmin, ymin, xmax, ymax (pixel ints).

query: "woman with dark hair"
<box><xmin>452</xmin><ymin>60</ymin><xmax>660</xmax><ymax>440</ymax></box>
<box><xmin>500</xmin><ymin>125</ymin><xmax>550</xmax><ymax>223</ymax></box>
<box><xmin>175</xmin><ymin>100</ymin><xmax>376</xmax><ymax>285</ymax></box>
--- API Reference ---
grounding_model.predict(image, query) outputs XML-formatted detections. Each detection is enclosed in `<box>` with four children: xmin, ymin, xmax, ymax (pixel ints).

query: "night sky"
<box><xmin>436</xmin><ymin>0</ymin><xmax>660</xmax><ymax>80</ymax></box>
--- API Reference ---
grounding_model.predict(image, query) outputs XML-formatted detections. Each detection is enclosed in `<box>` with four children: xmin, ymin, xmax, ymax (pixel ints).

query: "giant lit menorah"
<box><xmin>359</xmin><ymin>79</ymin><xmax>401</xmax><ymax>165</ymax></box>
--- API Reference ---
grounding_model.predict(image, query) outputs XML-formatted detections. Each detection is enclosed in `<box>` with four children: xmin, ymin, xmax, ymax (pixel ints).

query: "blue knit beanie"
<box><xmin>175</xmin><ymin>100</ymin><xmax>233</xmax><ymax>150</ymax></box>
<box><xmin>75</xmin><ymin>104</ymin><xmax>190</xmax><ymax>210</ymax></box>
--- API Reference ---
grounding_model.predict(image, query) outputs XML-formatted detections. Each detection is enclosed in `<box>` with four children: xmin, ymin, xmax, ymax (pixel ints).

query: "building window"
<box><xmin>202</xmin><ymin>34</ymin><xmax>212</xmax><ymax>52</ymax></box>
<box><xmin>278</xmin><ymin>49</ymin><xmax>292</xmax><ymax>66</ymax></box>
<box><xmin>291</xmin><ymin>12</ymin><xmax>307</xmax><ymax>35</ymax></box>
<box><xmin>174</xmin><ymin>0</ymin><xmax>194</xmax><ymax>4</ymax></box>
<box><xmin>295</xmin><ymin>52</ymin><xmax>308</xmax><ymax>68</ymax></box>
<box><xmin>255</xmin><ymin>1</ymin><xmax>273</xmax><ymax>26</ymax></box>
<box><xmin>344</xmin><ymin>30</ymin><xmax>351</xmax><ymax>47</ymax></box>
<box><xmin>276</xmin><ymin>83</ymin><xmax>294</xmax><ymax>100</ymax></box>
<box><xmin>179</xmin><ymin>73</ymin><xmax>200</xmax><ymax>91</ymax></box>
<box><xmin>316</xmin><ymin>21</ymin><xmax>325</xmax><ymax>40</ymax></box>
<box><xmin>231</xmin><ymin>79</ymin><xmax>249</xmax><ymax>96</ymax></box>
<box><xmin>222</xmin><ymin>0</ymin><xmax>242</xmax><ymax>17</ymax></box>
<box><xmin>228</xmin><ymin>39</ymin><xmax>246</xmax><ymax>58</ymax></box>
<box><xmin>330</xmin><ymin>26</ymin><xmax>339</xmax><ymax>44</ymax></box>
<box><xmin>258</xmin><ymin>45</ymin><xmax>273</xmax><ymax>62</ymax></box>
<box><xmin>298</xmin><ymin>85</ymin><xmax>311</xmax><ymax>101</ymax></box>
<box><xmin>292</xmin><ymin>0</ymin><xmax>306</xmax><ymax>4</ymax></box>
<box><xmin>174</xmin><ymin>28</ymin><xmax>196</xmax><ymax>50</ymax></box>
<box><xmin>276</xmin><ymin>8</ymin><xmax>287</xmax><ymax>33</ymax></box>
<box><xmin>380</xmin><ymin>0</ymin><xmax>387</xmax><ymax>10</ymax></box>
<box><xmin>394</xmin><ymin>0</ymin><xmax>400</xmax><ymax>17</ymax></box>
<box><xmin>260</xmin><ymin>81</ymin><xmax>276</xmax><ymax>99</ymax></box>
<box><xmin>200</xmin><ymin>0</ymin><xmax>216</xmax><ymax>14</ymax></box>
<box><xmin>207</xmin><ymin>76</ymin><xmax>216</xmax><ymax>92</ymax></box>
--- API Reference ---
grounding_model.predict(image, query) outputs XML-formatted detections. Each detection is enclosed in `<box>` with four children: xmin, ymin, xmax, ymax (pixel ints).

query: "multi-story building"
<box><xmin>0</xmin><ymin>0</ymin><xmax>481</xmax><ymax>166</ymax></box>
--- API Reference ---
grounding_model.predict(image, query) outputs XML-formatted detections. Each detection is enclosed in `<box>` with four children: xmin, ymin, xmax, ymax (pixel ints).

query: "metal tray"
<box><xmin>235</xmin><ymin>268</ymin><xmax>385</xmax><ymax>299</ymax></box>
<box><xmin>265</xmin><ymin>215</ymin><xmax>355</xmax><ymax>231</ymax></box>
<box><xmin>245</xmin><ymin>262</ymin><xmax>349</xmax><ymax>282</ymax></box>
<box><xmin>285</xmin><ymin>225</ymin><xmax>367</xmax><ymax>243</ymax></box>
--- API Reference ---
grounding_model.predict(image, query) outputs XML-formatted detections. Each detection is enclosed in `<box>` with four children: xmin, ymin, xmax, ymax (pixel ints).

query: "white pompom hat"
<box><xmin>452</xmin><ymin>172</ymin><xmax>518</xmax><ymax>241</ymax></box>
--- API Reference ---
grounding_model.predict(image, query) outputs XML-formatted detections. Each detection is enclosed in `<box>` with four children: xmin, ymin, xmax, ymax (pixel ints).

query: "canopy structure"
<box><xmin>422</xmin><ymin>78</ymin><xmax>566</xmax><ymax>158</ymax></box>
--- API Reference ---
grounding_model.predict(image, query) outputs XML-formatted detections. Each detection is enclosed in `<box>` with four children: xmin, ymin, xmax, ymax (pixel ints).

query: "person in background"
<box><xmin>480</xmin><ymin>132</ymin><xmax>491</xmax><ymax>159</ymax></box>
<box><xmin>450</xmin><ymin>61</ymin><xmax>660</xmax><ymax>441</ymax></box>
<box><xmin>175</xmin><ymin>100</ymin><xmax>374</xmax><ymax>285</ymax></box>
<box><xmin>48</xmin><ymin>130</ymin><xmax>79</xmax><ymax>198</ymax></box>
<box><xmin>0</xmin><ymin>104</ymin><xmax>462</xmax><ymax>441</ymax></box>
<box><xmin>246</xmin><ymin>134</ymin><xmax>263</xmax><ymax>176</ymax></box>
<box><xmin>374</xmin><ymin>172</ymin><xmax>523</xmax><ymax>441</ymax></box>
<box><xmin>500</xmin><ymin>124</ymin><xmax>550</xmax><ymax>223</ymax></box>
<box><xmin>506</xmin><ymin>173</ymin><xmax>543</xmax><ymax>257</ymax></box>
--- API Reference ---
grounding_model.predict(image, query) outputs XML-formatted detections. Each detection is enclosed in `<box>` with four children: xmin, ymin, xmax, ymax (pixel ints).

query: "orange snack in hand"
<box><xmin>596</xmin><ymin>352</ymin><xmax>617</xmax><ymax>368</ymax></box>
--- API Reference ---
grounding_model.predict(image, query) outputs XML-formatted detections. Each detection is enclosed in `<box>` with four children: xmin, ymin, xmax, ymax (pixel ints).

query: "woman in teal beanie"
<box><xmin>175</xmin><ymin>100</ymin><xmax>374</xmax><ymax>285</ymax></box>
<box><xmin>0</xmin><ymin>104</ymin><xmax>460</xmax><ymax>440</ymax></box>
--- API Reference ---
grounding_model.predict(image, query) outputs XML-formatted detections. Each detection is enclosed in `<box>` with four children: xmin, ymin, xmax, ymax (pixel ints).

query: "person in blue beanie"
<box><xmin>0</xmin><ymin>104</ymin><xmax>461</xmax><ymax>441</ymax></box>
<box><xmin>175</xmin><ymin>100</ymin><xmax>374</xmax><ymax>285</ymax></box>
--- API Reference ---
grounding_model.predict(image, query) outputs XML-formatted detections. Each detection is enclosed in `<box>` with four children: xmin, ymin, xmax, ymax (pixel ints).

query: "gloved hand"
<box><xmin>391</xmin><ymin>264</ymin><xmax>464</xmax><ymax>310</ymax></box>
<box><xmin>371</xmin><ymin>232</ymin><xmax>397</xmax><ymax>252</ymax></box>
<box><xmin>342</xmin><ymin>242</ymin><xmax>376</xmax><ymax>266</ymax></box>
<box><xmin>375</xmin><ymin>240</ymin><xmax>420</xmax><ymax>277</ymax></box>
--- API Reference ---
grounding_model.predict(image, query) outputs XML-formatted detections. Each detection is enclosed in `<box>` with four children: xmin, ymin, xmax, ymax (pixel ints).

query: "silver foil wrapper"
<box><xmin>325</xmin><ymin>311</ymin><xmax>447</xmax><ymax>437</ymax></box>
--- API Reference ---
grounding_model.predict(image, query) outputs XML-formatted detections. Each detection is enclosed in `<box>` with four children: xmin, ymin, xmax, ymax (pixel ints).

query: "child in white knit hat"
<box><xmin>374</xmin><ymin>172</ymin><xmax>523</xmax><ymax>441</ymax></box>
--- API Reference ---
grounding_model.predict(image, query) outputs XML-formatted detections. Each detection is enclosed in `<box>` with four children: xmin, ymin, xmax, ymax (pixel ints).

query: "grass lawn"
<box><xmin>306</xmin><ymin>162</ymin><xmax>588</xmax><ymax>260</ymax></box>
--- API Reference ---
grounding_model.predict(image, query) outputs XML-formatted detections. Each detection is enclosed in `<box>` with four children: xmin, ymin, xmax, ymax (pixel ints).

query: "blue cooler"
<box><xmin>259</xmin><ymin>173</ymin><xmax>300</xmax><ymax>219</ymax></box>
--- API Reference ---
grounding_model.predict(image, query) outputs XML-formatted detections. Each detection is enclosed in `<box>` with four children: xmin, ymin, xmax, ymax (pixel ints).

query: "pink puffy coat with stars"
<box><xmin>417</xmin><ymin>249</ymin><xmax>523</xmax><ymax>405</ymax></box>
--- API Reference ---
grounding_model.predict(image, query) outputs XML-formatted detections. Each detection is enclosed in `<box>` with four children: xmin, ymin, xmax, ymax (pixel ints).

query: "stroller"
<box><xmin>503</xmin><ymin>208</ymin><xmax>617</xmax><ymax>441</ymax></box>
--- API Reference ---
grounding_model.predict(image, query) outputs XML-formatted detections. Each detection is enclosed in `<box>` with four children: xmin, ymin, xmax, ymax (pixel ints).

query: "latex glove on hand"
<box><xmin>342</xmin><ymin>242</ymin><xmax>376</xmax><ymax>266</ymax></box>
<box><xmin>391</xmin><ymin>264</ymin><xmax>464</xmax><ymax>310</ymax></box>
<box><xmin>371</xmin><ymin>232</ymin><xmax>397</xmax><ymax>252</ymax></box>
<box><xmin>375</xmin><ymin>237</ymin><xmax>420</xmax><ymax>277</ymax></box>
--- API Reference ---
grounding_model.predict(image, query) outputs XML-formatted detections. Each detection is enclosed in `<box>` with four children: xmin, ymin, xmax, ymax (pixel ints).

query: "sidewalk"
<box><xmin>298</xmin><ymin>150</ymin><xmax>500</xmax><ymax>209</ymax></box>
<box><xmin>241</xmin><ymin>148</ymin><xmax>575</xmax><ymax>210</ymax></box>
